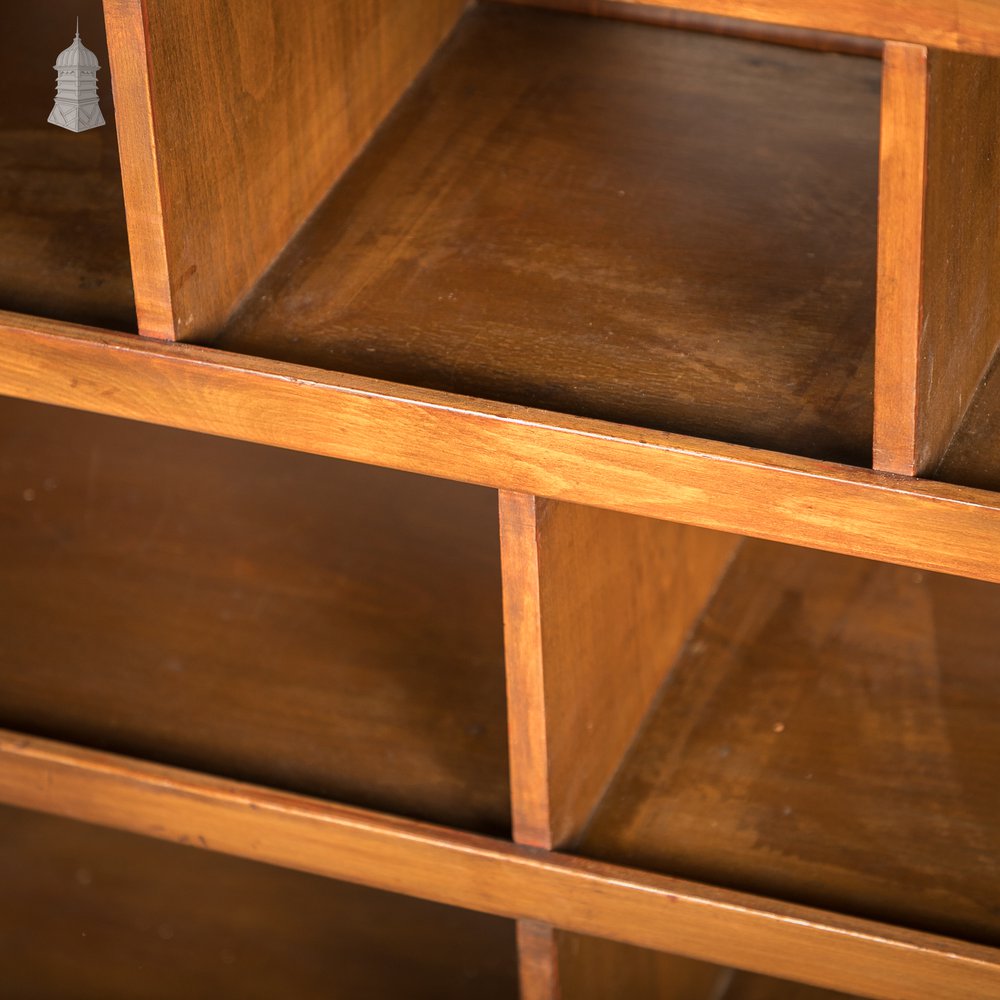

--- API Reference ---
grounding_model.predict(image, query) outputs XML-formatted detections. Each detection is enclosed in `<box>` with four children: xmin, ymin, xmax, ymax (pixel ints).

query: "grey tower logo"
<box><xmin>48</xmin><ymin>18</ymin><xmax>105</xmax><ymax>132</ymax></box>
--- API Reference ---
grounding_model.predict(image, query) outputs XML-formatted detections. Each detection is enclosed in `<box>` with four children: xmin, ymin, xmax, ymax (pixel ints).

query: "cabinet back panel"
<box><xmin>0</xmin><ymin>1</ymin><xmax>135</xmax><ymax>330</ymax></box>
<box><xmin>0</xmin><ymin>396</ymin><xmax>509</xmax><ymax>834</ymax></box>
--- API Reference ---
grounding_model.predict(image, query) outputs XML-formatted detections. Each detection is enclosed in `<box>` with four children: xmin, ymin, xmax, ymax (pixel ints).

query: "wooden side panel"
<box><xmin>500</xmin><ymin>493</ymin><xmax>739</xmax><ymax>848</ymax></box>
<box><xmin>104</xmin><ymin>0</ymin><xmax>466</xmax><ymax>341</ymax></box>
<box><xmin>518</xmin><ymin>921</ymin><xmax>560</xmax><ymax>1000</ymax></box>
<box><xmin>874</xmin><ymin>43</ymin><xmax>1000</xmax><ymax>475</ymax></box>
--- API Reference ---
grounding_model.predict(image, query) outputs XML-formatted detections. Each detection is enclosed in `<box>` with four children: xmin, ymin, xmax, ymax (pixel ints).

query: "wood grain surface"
<box><xmin>0</xmin><ymin>1</ymin><xmax>135</xmax><ymax>331</ymax></box>
<box><xmin>581</xmin><ymin>539</ymin><xmax>1000</xmax><ymax>947</ymax></box>
<box><xmin>104</xmin><ymin>0</ymin><xmax>465</xmax><ymax>341</ymax></box>
<box><xmin>215</xmin><ymin>2</ymin><xmax>880</xmax><ymax>467</ymax></box>
<box><xmin>535</xmin><ymin>0</ymin><xmax>1000</xmax><ymax>56</ymax></box>
<box><xmin>495</xmin><ymin>0</ymin><xmax>884</xmax><ymax>55</ymax></box>
<box><xmin>0</xmin><ymin>803</ymin><xmax>518</xmax><ymax>999</ymax></box>
<box><xmin>0</xmin><ymin>394</ymin><xmax>509</xmax><ymax>834</ymax></box>
<box><xmin>2</xmin><ymin>312</ymin><xmax>1000</xmax><ymax>584</ymax></box>
<box><xmin>938</xmin><ymin>356</ymin><xmax>1000</xmax><ymax>492</ymax></box>
<box><xmin>874</xmin><ymin>43</ymin><xmax>1000</xmax><ymax>475</ymax></box>
<box><xmin>500</xmin><ymin>493</ymin><xmax>739</xmax><ymax>848</ymax></box>
<box><xmin>0</xmin><ymin>731</ymin><xmax>997</xmax><ymax>1000</ymax></box>
<box><xmin>546</xmin><ymin>928</ymin><xmax>861</xmax><ymax>998</ymax></box>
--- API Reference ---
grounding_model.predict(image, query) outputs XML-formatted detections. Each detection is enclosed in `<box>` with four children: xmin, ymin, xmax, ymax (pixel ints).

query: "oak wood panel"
<box><xmin>495</xmin><ymin>0</ymin><xmax>884</xmax><ymax>56</ymax></box>
<box><xmin>500</xmin><ymin>493</ymin><xmax>739</xmax><ymax>848</ymax></box>
<box><xmin>0</xmin><ymin>732</ymin><xmax>997</xmax><ymax>1000</ymax></box>
<box><xmin>0</xmin><ymin>803</ymin><xmax>518</xmax><ymax>999</ymax></box>
<box><xmin>104</xmin><ymin>0</ymin><xmax>466</xmax><ymax>341</ymax></box>
<box><xmin>874</xmin><ymin>43</ymin><xmax>1000</xmax><ymax>475</ymax></box>
<box><xmin>581</xmin><ymin>540</ymin><xmax>1000</xmax><ymax>947</ymax></box>
<box><xmin>0</xmin><ymin>1</ymin><xmax>134</xmax><ymax>331</ymax></box>
<box><xmin>215</xmin><ymin>2</ymin><xmax>880</xmax><ymax>467</ymax></box>
<box><xmin>2</xmin><ymin>313</ymin><xmax>1000</xmax><ymax>583</ymax></box>
<box><xmin>0</xmin><ymin>394</ymin><xmax>508</xmax><ymax>834</ymax></box>
<box><xmin>532</xmin><ymin>0</ymin><xmax>1000</xmax><ymax>57</ymax></box>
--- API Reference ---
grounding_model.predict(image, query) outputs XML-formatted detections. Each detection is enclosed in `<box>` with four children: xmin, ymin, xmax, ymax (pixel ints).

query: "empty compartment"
<box><xmin>0</xmin><ymin>1</ymin><xmax>135</xmax><ymax>330</ymax></box>
<box><xmin>0</xmin><ymin>803</ymin><xmax>518</xmax><ymax>999</ymax></box>
<box><xmin>0</xmin><ymin>395</ymin><xmax>508</xmax><ymax>834</ymax></box>
<box><xmin>576</xmin><ymin>538</ymin><xmax>1000</xmax><ymax>946</ymax></box>
<box><xmin>213</xmin><ymin>1</ymin><xmax>881</xmax><ymax>465</ymax></box>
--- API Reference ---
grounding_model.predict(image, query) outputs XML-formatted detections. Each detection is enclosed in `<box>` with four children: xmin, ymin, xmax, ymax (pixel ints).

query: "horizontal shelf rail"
<box><xmin>0</xmin><ymin>730</ymin><xmax>997</xmax><ymax>1000</ymax></box>
<box><xmin>1</xmin><ymin>311</ymin><xmax>999</xmax><ymax>582</ymax></box>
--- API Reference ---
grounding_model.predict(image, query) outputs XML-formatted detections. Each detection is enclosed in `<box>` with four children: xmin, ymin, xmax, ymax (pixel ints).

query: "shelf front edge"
<box><xmin>1</xmin><ymin>312</ymin><xmax>998</xmax><ymax>583</ymax></box>
<box><xmin>0</xmin><ymin>729</ymin><xmax>997</xmax><ymax>1000</ymax></box>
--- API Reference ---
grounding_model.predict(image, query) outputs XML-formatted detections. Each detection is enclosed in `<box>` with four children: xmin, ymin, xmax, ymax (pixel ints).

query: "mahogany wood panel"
<box><xmin>2</xmin><ymin>313</ymin><xmax>1000</xmax><ymax>584</ymax></box>
<box><xmin>0</xmin><ymin>395</ymin><xmax>508</xmax><ymax>834</ymax></box>
<box><xmin>874</xmin><ymin>43</ymin><xmax>1000</xmax><ymax>475</ymax></box>
<box><xmin>500</xmin><ymin>493</ymin><xmax>739</xmax><ymax>848</ymax></box>
<box><xmin>0</xmin><ymin>804</ymin><xmax>518</xmax><ymax>999</ymax></box>
<box><xmin>104</xmin><ymin>0</ymin><xmax>466</xmax><ymax>341</ymax></box>
<box><xmin>0</xmin><ymin>732</ymin><xmax>997</xmax><ymax>1000</ymax></box>
<box><xmin>0</xmin><ymin>1</ymin><xmax>134</xmax><ymax>331</ymax></box>
<box><xmin>532</xmin><ymin>0</ymin><xmax>1000</xmax><ymax>56</ymax></box>
<box><xmin>495</xmin><ymin>0</ymin><xmax>884</xmax><ymax>56</ymax></box>
<box><xmin>581</xmin><ymin>540</ymin><xmax>1000</xmax><ymax>947</ymax></box>
<box><xmin>215</xmin><ymin>2</ymin><xmax>880</xmax><ymax>467</ymax></box>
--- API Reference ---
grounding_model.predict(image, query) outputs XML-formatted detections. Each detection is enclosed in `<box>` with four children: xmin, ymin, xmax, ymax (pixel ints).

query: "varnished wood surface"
<box><xmin>581</xmin><ymin>539</ymin><xmax>1000</xmax><ymax>947</ymax></box>
<box><xmin>0</xmin><ymin>1</ymin><xmax>134</xmax><ymax>331</ymax></box>
<box><xmin>874</xmin><ymin>44</ymin><xmax>1000</xmax><ymax>475</ymax></box>
<box><xmin>937</xmin><ymin>356</ymin><xmax>1000</xmax><ymax>492</ymax></box>
<box><xmin>216</xmin><ymin>2</ymin><xmax>880</xmax><ymax>467</ymax></box>
<box><xmin>0</xmin><ymin>803</ymin><xmax>517</xmax><ymax>999</ymax></box>
<box><xmin>562</xmin><ymin>0</ymin><xmax>1000</xmax><ymax>57</ymax></box>
<box><xmin>105</xmin><ymin>0</ymin><xmax>465</xmax><ymax>341</ymax></box>
<box><xmin>1</xmin><ymin>732</ymin><xmax>998</xmax><ymax>1000</ymax></box>
<box><xmin>497</xmin><ymin>0</ymin><xmax>884</xmax><ymax>56</ymax></box>
<box><xmin>551</xmin><ymin>930</ymin><xmax>861</xmax><ymax>998</ymax></box>
<box><xmin>3</xmin><ymin>313</ymin><xmax>1000</xmax><ymax>584</ymax></box>
<box><xmin>0</xmin><ymin>395</ymin><xmax>509</xmax><ymax>834</ymax></box>
<box><xmin>501</xmin><ymin>493</ymin><xmax>739</xmax><ymax>848</ymax></box>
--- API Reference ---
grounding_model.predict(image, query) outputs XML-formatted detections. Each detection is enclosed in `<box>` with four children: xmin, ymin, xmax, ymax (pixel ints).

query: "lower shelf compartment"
<box><xmin>578</xmin><ymin>538</ymin><xmax>1000</xmax><ymax>947</ymax></box>
<box><xmin>0</xmin><ymin>395</ymin><xmax>509</xmax><ymax>834</ymax></box>
<box><xmin>0</xmin><ymin>803</ymin><xmax>518</xmax><ymax>999</ymax></box>
<box><xmin>0</xmin><ymin>1</ymin><xmax>135</xmax><ymax>331</ymax></box>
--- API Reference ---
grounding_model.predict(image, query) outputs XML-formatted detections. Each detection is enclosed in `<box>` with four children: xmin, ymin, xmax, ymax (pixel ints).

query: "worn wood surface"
<box><xmin>494</xmin><ymin>0</ymin><xmax>883</xmax><ymax>55</ymax></box>
<box><xmin>581</xmin><ymin>539</ymin><xmax>1000</xmax><ymax>948</ymax></box>
<box><xmin>0</xmin><ymin>732</ymin><xmax>997</xmax><ymax>1000</ymax></box>
<box><xmin>216</xmin><ymin>2</ymin><xmax>880</xmax><ymax>467</ymax></box>
<box><xmin>0</xmin><ymin>1</ymin><xmax>134</xmax><ymax>331</ymax></box>
<box><xmin>2</xmin><ymin>313</ymin><xmax>1000</xmax><ymax>583</ymax></box>
<box><xmin>501</xmin><ymin>493</ymin><xmax>739</xmax><ymax>848</ymax></box>
<box><xmin>540</xmin><ymin>0</ymin><xmax>1000</xmax><ymax>56</ymax></box>
<box><xmin>0</xmin><ymin>395</ymin><xmax>508</xmax><ymax>834</ymax></box>
<box><xmin>0</xmin><ymin>803</ymin><xmax>517</xmax><ymax>999</ymax></box>
<box><xmin>104</xmin><ymin>0</ymin><xmax>465</xmax><ymax>341</ymax></box>
<box><xmin>874</xmin><ymin>43</ymin><xmax>1000</xmax><ymax>475</ymax></box>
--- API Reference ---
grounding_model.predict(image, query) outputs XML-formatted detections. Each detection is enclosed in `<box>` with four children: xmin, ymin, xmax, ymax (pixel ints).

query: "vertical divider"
<box><xmin>498</xmin><ymin>492</ymin><xmax>739</xmax><ymax>849</ymax></box>
<box><xmin>875</xmin><ymin>42</ymin><xmax>1000</xmax><ymax>475</ymax></box>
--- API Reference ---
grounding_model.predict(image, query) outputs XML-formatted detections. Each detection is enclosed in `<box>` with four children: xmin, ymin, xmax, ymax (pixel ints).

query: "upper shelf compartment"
<box><xmin>211</xmin><ymin>2</ymin><xmax>881</xmax><ymax>466</ymax></box>
<box><xmin>0</xmin><ymin>1</ymin><xmax>135</xmax><ymax>332</ymax></box>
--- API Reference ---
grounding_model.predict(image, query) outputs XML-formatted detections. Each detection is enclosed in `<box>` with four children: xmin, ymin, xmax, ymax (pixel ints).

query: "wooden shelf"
<box><xmin>0</xmin><ymin>802</ymin><xmax>518</xmax><ymax>999</ymax></box>
<box><xmin>212</xmin><ymin>2</ymin><xmax>880</xmax><ymax>466</ymax></box>
<box><xmin>0</xmin><ymin>395</ymin><xmax>509</xmax><ymax>834</ymax></box>
<box><xmin>0</xmin><ymin>2</ymin><xmax>135</xmax><ymax>332</ymax></box>
<box><xmin>579</xmin><ymin>538</ymin><xmax>1000</xmax><ymax>947</ymax></box>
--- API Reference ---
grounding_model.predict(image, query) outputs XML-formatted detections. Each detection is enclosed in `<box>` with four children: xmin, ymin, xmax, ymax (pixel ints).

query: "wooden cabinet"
<box><xmin>1</xmin><ymin>2</ymin><xmax>998</xmax><ymax>997</ymax></box>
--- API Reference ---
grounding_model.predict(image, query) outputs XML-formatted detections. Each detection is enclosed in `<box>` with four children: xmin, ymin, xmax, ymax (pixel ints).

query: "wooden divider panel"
<box><xmin>103</xmin><ymin>0</ymin><xmax>465</xmax><ymax>341</ymax></box>
<box><xmin>499</xmin><ymin>493</ymin><xmax>739</xmax><ymax>848</ymax></box>
<box><xmin>875</xmin><ymin>42</ymin><xmax>1000</xmax><ymax>475</ymax></box>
